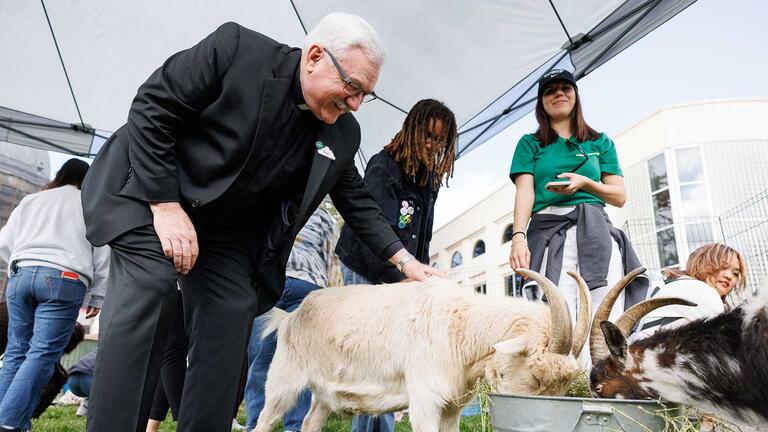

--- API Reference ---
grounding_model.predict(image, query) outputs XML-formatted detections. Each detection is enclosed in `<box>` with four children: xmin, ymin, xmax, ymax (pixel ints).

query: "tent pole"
<box><xmin>376</xmin><ymin>98</ymin><xmax>408</xmax><ymax>115</ymax></box>
<box><xmin>458</xmin><ymin>96</ymin><xmax>536</xmax><ymax>136</ymax></box>
<box><xmin>578</xmin><ymin>0</ymin><xmax>663</xmax><ymax>77</ymax></box>
<box><xmin>548</xmin><ymin>0</ymin><xmax>574</xmax><ymax>47</ymax></box>
<box><xmin>355</xmin><ymin>149</ymin><xmax>366</xmax><ymax>171</ymax></box>
<box><xmin>0</xmin><ymin>119</ymin><xmax>75</xmax><ymax>131</ymax></box>
<box><xmin>458</xmin><ymin>51</ymin><xmax>569</xmax><ymax>156</ymax></box>
<box><xmin>0</xmin><ymin>123</ymin><xmax>88</xmax><ymax>156</ymax></box>
<box><xmin>40</xmin><ymin>0</ymin><xmax>86</xmax><ymax>129</ymax></box>
<box><xmin>289</xmin><ymin>0</ymin><xmax>308</xmax><ymax>34</ymax></box>
<box><xmin>0</xmin><ymin>118</ymin><xmax>109</xmax><ymax>140</ymax></box>
<box><xmin>587</xmin><ymin>0</ymin><xmax>659</xmax><ymax>40</ymax></box>
<box><xmin>459</xmin><ymin>50</ymin><xmax>568</xmax><ymax>130</ymax></box>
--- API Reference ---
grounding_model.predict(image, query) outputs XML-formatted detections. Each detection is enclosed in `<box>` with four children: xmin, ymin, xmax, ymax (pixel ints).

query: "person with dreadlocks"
<box><xmin>334</xmin><ymin>98</ymin><xmax>456</xmax><ymax>432</ymax></box>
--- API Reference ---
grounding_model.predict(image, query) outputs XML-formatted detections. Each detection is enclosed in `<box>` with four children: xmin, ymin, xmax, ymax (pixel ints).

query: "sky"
<box><xmin>429</xmin><ymin>0</ymin><xmax>768</xmax><ymax>228</ymax></box>
<box><xmin>48</xmin><ymin>0</ymin><xmax>768</xmax><ymax>228</ymax></box>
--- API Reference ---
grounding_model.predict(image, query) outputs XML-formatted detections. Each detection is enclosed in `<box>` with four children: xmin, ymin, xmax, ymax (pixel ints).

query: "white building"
<box><xmin>614</xmin><ymin>98</ymin><xmax>768</xmax><ymax>292</ymax></box>
<box><xmin>430</xmin><ymin>98</ymin><xmax>768</xmax><ymax>296</ymax></box>
<box><xmin>429</xmin><ymin>182</ymin><xmax>520</xmax><ymax>297</ymax></box>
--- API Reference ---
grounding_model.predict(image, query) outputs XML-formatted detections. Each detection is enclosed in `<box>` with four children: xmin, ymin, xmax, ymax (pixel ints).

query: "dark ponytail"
<box><xmin>43</xmin><ymin>158</ymin><xmax>89</xmax><ymax>190</ymax></box>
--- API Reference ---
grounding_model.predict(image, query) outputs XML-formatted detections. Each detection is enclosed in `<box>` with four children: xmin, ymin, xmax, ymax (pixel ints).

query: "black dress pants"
<box><xmin>149</xmin><ymin>290</ymin><xmax>187</xmax><ymax>422</ymax></box>
<box><xmin>87</xmin><ymin>224</ymin><xmax>258</xmax><ymax>432</ymax></box>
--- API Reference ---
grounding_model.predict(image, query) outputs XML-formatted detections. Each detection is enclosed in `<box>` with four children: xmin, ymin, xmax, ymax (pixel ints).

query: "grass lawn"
<box><xmin>32</xmin><ymin>406</ymin><xmax>489</xmax><ymax>431</ymax></box>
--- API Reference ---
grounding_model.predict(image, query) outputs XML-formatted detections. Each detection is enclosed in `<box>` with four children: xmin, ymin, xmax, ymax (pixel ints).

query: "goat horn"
<box><xmin>589</xmin><ymin>267</ymin><xmax>646</xmax><ymax>365</ymax></box>
<box><xmin>567</xmin><ymin>271</ymin><xmax>591</xmax><ymax>358</ymax></box>
<box><xmin>615</xmin><ymin>297</ymin><xmax>697</xmax><ymax>336</ymax></box>
<box><xmin>516</xmin><ymin>269</ymin><xmax>572</xmax><ymax>355</ymax></box>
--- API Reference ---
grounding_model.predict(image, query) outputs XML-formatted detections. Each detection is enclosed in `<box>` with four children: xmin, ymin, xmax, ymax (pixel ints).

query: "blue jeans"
<box><xmin>67</xmin><ymin>373</ymin><xmax>92</xmax><ymax>398</ymax></box>
<box><xmin>0</xmin><ymin>265</ymin><xmax>85</xmax><ymax>429</ymax></box>
<box><xmin>245</xmin><ymin>277</ymin><xmax>321</xmax><ymax>431</ymax></box>
<box><xmin>340</xmin><ymin>265</ymin><xmax>395</xmax><ymax>432</ymax></box>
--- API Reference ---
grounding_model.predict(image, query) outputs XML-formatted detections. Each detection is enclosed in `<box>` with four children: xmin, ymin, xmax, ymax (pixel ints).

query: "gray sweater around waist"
<box><xmin>527</xmin><ymin>203</ymin><xmax>648</xmax><ymax>309</ymax></box>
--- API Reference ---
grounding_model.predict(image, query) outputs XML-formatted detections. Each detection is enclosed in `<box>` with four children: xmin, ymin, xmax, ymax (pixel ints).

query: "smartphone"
<box><xmin>545</xmin><ymin>180</ymin><xmax>571</xmax><ymax>189</ymax></box>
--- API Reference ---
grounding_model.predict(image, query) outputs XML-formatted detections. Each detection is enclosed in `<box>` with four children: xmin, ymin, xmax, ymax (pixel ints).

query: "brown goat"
<box><xmin>589</xmin><ymin>267</ymin><xmax>768</xmax><ymax>427</ymax></box>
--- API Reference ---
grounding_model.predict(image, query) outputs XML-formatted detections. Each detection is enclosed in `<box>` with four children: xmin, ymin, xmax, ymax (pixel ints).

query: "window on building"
<box><xmin>473</xmin><ymin>240</ymin><xmax>486</xmax><ymax>257</ymax></box>
<box><xmin>684</xmin><ymin>222</ymin><xmax>714</xmax><ymax>253</ymax></box>
<box><xmin>648</xmin><ymin>153</ymin><xmax>668</xmax><ymax>191</ymax></box>
<box><xmin>474</xmin><ymin>284</ymin><xmax>487</xmax><ymax>295</ymax></box>
<box><xmin>675</xmin><ymin>146</ymin><xmax>714</xmax><ymax>259</ymax></box>
<box><xmin>504</xmin><ymin>274</ymin><xmax>524</xmax><ymax>297</ymax></box>
<box><xmin>652</xmin><ymin>189</ymin><xmax>673</xmax><ymax>228</ymax></box>
<box><xmin>676</xmin><ymin>147</ymin><xmax>705</xmax><ymax>183</ymax></box>
<box><xmin>679</xmin><ymin>183</ymin><xmax>710</xmax><ymax>218</ymax></box>
<box><xmin>677</xmin><ymin>147</ymin><xmax>710</xmax><ymax>219</ymax></box>
<box><xmin>656</xmin><ymin>226</ymin><xmax>679</xmax><ymax>268</ymax></box>
<box><xmin>505</xmin><ymin>275</ymin><xmax>514</xmax><ymax>296</ymax></box>
<box><xmin>501</xmin><ymin>224</ymin><xmax>515</xmax><ymax>243</ymax></box>
<box><xmin>648</xmin><ymin>153</ymin><xmax>679</xmax><ymax>268</ymax></box>
<box><xmin>450</xmin><ymin>252</ymin><xmax>463</xmax><ymax>268</ymax></box>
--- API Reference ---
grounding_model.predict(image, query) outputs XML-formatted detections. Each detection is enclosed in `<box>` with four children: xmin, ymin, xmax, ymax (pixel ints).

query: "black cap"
<box><xmin>537</xmin><ymin>69</ymin><xmax>577</xmax><ymax>97</ymax></box>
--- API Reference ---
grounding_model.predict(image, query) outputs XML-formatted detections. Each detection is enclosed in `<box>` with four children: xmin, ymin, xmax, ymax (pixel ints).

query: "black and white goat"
<box><xmin>589</xmin><ymin>267</ymin><xmax>768</xmax><ymax>426</ymax></box>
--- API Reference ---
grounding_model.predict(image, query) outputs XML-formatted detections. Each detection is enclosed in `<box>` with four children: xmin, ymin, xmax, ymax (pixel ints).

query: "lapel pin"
<box><xmin>316</xmin><ymin>141</ymin><xmax>335</xmax><ymax>160</ymax></box>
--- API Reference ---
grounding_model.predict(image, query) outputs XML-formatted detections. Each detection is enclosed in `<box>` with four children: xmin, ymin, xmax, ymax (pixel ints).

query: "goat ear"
<box><xmin>493</xmin><ymin>337</ymin><xmax>529</xmax><ymax>355</ymax></box>
<box><xmin>600</xmin><ymin>321</ymin><xmax>627</xmax><ymax>360</ymax></box>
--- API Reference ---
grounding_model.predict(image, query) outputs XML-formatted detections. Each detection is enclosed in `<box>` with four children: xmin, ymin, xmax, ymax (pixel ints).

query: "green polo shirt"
<box><xmin>509</xmin><ymin>133</ymin><xmax>623</xmax><ymax>212</ymax></box>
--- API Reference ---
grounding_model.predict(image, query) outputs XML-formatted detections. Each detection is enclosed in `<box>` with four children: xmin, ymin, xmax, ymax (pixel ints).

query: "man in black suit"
<box><xmin>81</xmin><ymin>13</ymin><xmax>442</xmax><ymax>432</ymax></box>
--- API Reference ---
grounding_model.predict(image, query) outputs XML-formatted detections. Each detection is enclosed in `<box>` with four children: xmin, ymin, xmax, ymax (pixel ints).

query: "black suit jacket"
<box><xmin>81</xmin><ymin>22</ymin><xmax>402</xmax><ymax>313</ymax></box>
<box><xmin>336</xmin><ymin>149</ymin><xmax>438</xmax><ymax>284</ymax></box>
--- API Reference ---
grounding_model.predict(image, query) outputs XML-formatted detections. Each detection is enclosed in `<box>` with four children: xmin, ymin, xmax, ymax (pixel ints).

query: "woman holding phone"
<box><xmin>508</xmin><ymin>69</ymin><xmax>646</xmax><ymax>365</ymax></box>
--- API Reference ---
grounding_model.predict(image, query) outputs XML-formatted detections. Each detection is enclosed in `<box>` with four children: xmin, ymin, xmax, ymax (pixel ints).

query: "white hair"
<box><xmin>304</xmin><ymin>12</ymin><xmax>386</xmax><ymax>67</ymax></box>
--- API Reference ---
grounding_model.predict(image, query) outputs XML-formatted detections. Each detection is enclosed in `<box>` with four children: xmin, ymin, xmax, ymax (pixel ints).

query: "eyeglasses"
<box><xmin>566</xmin><ymin>139</ymin><xmax>590</xmax><ymax>173</ymax></box>
<box><xmin>323</xmin><ymin>48</ymin><xmax>378</xmax><ymax>103</ymax></box>
<box><xmin>426</xmin><ymin>132</ymin><xmax>447</xmax><ymax>148</ymax></box>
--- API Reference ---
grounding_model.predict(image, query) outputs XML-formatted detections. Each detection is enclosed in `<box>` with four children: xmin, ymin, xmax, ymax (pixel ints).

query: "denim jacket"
<box><xmin>336</xmin><ymin>149</ymin><xmax>438</xmax><ymax>284</ymax></box>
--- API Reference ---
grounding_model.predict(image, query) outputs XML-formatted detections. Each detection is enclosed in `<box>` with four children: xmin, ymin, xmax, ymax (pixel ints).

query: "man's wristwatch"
<box><xmin>396</xmin><ymin>254</ymin><xmax>415</xmax><ymax>272</ymax></box>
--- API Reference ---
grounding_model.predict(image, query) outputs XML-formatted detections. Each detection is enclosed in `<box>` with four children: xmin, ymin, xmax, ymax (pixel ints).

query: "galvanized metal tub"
<box><xmin>489</xmin><ymin>394</ymin><xmax>680</xmax><ymax>432</ymax></box>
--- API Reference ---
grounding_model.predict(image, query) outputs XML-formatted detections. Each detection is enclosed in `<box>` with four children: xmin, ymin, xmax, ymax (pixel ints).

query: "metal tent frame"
<box><xmin>457</xmin><ymin>0</ymin><xmax>698</xmax><ymax>157</ymax></box>
<box><xmin>1</xmin><ymin>0</ymin><xmax>697</xmax><ymax>165</ymax></box>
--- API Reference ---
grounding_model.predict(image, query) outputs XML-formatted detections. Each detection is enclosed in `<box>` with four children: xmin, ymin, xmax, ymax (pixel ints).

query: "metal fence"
<box><xmin>622</xmin><ymin>217</ymin><xmax>719</xmax><ymax>283</ymax></box>
<box><xmin>719</xmin><ymin>189</ymin><xmax>768</xmax><ymax>295</ymax></box>
<box><xmin>442</xmin><ymin>190</ymin><xmax>768</xmax><ymax>302</ymax></box>
<box><xmin>624</xmin><ymin>189</ymin><xmax>768</xmax><ymax>297</ymax></box>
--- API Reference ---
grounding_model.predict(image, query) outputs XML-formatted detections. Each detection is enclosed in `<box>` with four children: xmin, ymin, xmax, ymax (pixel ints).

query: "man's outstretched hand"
<box><xmin>390</xmin><ymin>248</ymin><xmax>446</xmax><ymax>281</ymax></box>
<box><xmin>402</xmin><ymin>260</ymin><xmax>447</xmax><ymax>281</ymax></box>
<box><xmin>150</xmin><ymin>202</ymin><xmax>199</xmax><ymax>274</ymax></box>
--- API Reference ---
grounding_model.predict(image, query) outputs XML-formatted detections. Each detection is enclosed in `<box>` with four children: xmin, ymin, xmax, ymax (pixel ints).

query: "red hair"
<box><xmin>666</xmin><ymin>243</ymin><xmax>747</xmax><ymax>296</ymax></box>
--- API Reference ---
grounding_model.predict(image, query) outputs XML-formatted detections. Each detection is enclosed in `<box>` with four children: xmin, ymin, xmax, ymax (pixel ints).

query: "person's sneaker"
<box><xmin>231</xmin><ymin>419</ymin><xmax>246</xmax><ymax>431</ymax></box>
<box><xmin>76</xmin><ymin>399</ymin><xmax>89</xmax><ymax>417</ymax></box>
<box><xmin>54</xmin><ymin>389</ymin><xmax>82</xmax><ymax>406</ymax></box>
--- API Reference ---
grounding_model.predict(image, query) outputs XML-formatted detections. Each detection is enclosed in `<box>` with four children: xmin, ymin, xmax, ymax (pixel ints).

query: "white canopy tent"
<box><xmin>0</xmin><ymin>0</ymin><xmax>696</xmax><ymax>165</ymax></box>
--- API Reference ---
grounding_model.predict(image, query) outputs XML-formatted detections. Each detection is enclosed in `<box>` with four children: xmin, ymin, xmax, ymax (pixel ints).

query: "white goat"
<box><xmin>253</xmin><ymin>270</ymin><xmax>590</xmax><ymax>432</ymax></box>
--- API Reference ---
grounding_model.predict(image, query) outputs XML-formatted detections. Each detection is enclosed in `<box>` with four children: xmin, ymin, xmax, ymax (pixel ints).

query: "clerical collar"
<box><xmin>292</xmin><ymin>63</ymin><xmax>309</xmax><ymax>111</ymax></box>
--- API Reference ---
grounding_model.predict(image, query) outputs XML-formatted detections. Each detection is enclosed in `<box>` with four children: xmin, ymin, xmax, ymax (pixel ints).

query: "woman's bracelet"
<box><xmin>511</xmin><ymin>239</ymin><xmax>527</xmax><ymax>247</ymax></box>
<box><xmin>511</xmin><ymin>231</ymin><xmax>526</xmax><ymax>240</ymax></box>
